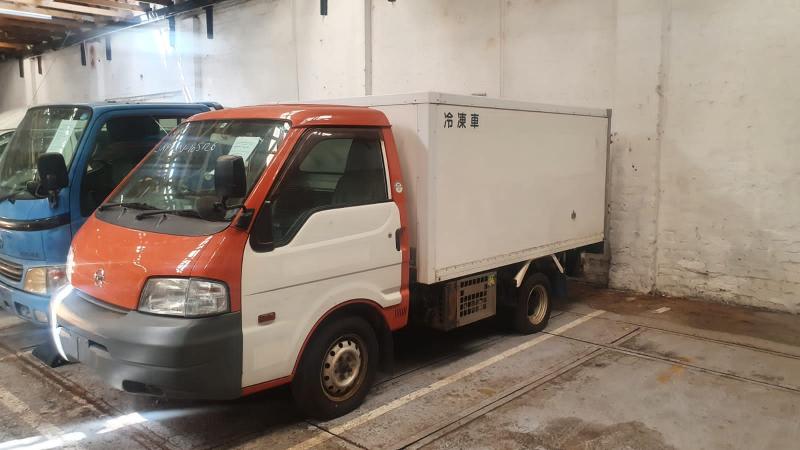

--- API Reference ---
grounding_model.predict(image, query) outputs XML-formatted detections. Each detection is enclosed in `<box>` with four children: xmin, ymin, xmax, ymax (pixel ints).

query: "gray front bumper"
<box><xmin>55</xmin><ymin>289</ymin><xmax>242</xmax><ymax>400</ymax></box>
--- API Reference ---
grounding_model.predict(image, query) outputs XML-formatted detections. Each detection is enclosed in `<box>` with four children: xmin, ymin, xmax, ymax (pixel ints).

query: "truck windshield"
<box><xmin>0</xmin><ymin>130</ymin><xmax>13</xmax><ymax>157</ymax></box>
<box><xmin>108</xmin><ymin>119</ymin><xmax>289</xmax><ymax>220</ymax></box>
<box><xmin>0</xmin><ymin>106</ymin><xmax>91</xmax><ymax>201</ymax></box>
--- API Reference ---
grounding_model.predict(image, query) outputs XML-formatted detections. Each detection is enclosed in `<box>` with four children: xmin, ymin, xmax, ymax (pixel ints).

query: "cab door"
<box><xmin>240</xmin><ymin>127</ymin><xmax>403</xmax><ymax>386</ymax></box>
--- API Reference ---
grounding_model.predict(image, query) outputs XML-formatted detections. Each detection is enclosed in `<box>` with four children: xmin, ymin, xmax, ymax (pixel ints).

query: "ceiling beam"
<box><xmin>0</xmin><ymin>15</ymin><xmax>80</xmax><ymax>30</ymax></box>
<box><xmin>1</xmin><ymin>27</ymin><xmax>61</xmax><ymax>43</ymax></box>
<box><xmin>0</xmin><ymin>40</ymin><xmax>27</xmax><ymax>49</ymax></box>
<box><xmin>0</xmin><ymin>24</ymin><xmax>64</xmax><ymax>37</ymax></box>
<box><xmin>1</xmin><ymin>37</ymin><xmax>48</xmax><ymax>46</ymax></box>
<box><xmin>0</xmin><ymin>1</ymin><xmax>99</xmax><ymax>22</ymax></box>
<box><xmin>7</xmin><ymin>0</ymin><xmax>133</xmax><ymax>19</ymax></box>
<box><xmin>67</xmin><ymin>0</ymin><xmax>145</xmax><ymax>13</ymax></box>
<box><xmin>1</xmin><ymin>26</ymin><xmax>55</xmax><ymax>36</ymax></box>
<box><xmin>28</xmin><ymin>0</ymin><xmax>222</xmax><ymax>56</ymax></box>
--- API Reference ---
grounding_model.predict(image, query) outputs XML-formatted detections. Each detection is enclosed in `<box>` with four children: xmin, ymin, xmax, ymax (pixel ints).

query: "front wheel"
<box><xmin>291</xmin><ymin>316</ymin><xmax>378</xmax><ymax>420</ymax></box>
<box><xmin>512</xmin><ymin>273</ymin><xmax>552</xmax><ymax>334</ymax></box>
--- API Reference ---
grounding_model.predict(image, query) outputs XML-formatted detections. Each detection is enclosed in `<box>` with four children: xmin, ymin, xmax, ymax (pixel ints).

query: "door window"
<box><xmin>268</xmin><ymin>128</ymin><xmax>389</xmax><ymax>245</ymax></box>
<box><xmin>80</xmin><ymin>116</ymin><xmax>184</xmax><ymax>216</ymax></box>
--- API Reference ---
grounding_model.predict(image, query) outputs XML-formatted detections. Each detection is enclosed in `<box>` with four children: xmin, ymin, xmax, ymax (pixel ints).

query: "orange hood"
<box><xmin>70</xmin><ymin>216</ymin><xmax>246</xmax><ymax>311</ymax></box>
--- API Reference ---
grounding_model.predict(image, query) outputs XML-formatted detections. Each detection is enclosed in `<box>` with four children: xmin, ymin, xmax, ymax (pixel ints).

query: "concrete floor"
<box><xmin>0</xmin><ymin>282</ymin><xmax>799</xmax><ymax>449</ymax></box>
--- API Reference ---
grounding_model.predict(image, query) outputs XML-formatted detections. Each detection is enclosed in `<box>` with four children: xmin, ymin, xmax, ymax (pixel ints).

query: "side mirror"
<box><xmin>37</xmin><ymin>153</ymin><xmax>69</xmax><ymax>192</ymax></box>
<box><xmin>249</xmin><ymin>200</ymin><xmax>274</xmax><ymax>252</ymax></box>
<box><xmin>215</xmin><ymin>155</ymin><xmax>247</xmax><ymax>203</ymax></box>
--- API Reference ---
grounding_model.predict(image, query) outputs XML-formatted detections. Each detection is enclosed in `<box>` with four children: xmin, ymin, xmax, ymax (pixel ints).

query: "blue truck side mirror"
<box><xmin>38</xmin><ymin>153</ymin><xmax>69</xmax><ymax>192</ymax></box>
<box><xmin>37</xmin><ymin>153</ymin><xmax>68</xmax><ymax>207</ymax></box>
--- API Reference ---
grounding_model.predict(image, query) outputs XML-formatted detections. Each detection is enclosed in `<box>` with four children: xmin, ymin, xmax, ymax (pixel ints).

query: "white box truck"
<box><xmin>326</xmin><ymin>92</ymin><xmax>610</xmax><ymax>284</ymax></box>
<box><xmin>55</xmin><ymin>92</ymin><xmax>610</xmax><ymax>419</ymax></box>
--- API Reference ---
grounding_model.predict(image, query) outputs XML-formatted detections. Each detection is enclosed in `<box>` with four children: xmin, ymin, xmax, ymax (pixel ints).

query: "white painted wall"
<box><xmin>654</xmin><ymin>0</ymin><xmax>800</xmax><ymax>311</ymax></box>
<box><xmin>294</xmin><ymin>0</ymin><xmax>366</xmax><ymax>99</ymax></box>
<box><xmin>0</xmin><ymin>0</ymin><xmax>798</xmax><ymax>312</ymax></box>
<box><xmin>371</xmin><ymin>0</ymin><xmax>501</xmax><ymax>97</ymax></box>
<box><xmin>0</xmin><ymin>58</ymin><xmax>28</xmax><ymax>109</ymax></box>
<box><xmin>501</xmin><ymin>0</ymin><xmax>616</xmax><ymax>107</ymax></box>
<box><xmin>193</xmin><ymin>0</ymin><xmax>297</xmax><ymax>105</ymax></box>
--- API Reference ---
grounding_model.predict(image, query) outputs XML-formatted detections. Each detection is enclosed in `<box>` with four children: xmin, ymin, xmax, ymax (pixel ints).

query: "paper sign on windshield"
<box><xmin>228</xmin><ymin>136</ymin><xmax>262</xmax><ymax>163</ymax></box>
<box><xmin>46</xmin><ymin>120</ymin><xmax>80</xmax><ymax>155</ymax></box>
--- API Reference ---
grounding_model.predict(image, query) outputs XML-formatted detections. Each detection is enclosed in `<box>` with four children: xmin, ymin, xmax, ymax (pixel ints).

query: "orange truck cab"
<box><xmin>53</xmin><ymin>94</ymin><xmax>610</xmax><ymax>419</ymax></box>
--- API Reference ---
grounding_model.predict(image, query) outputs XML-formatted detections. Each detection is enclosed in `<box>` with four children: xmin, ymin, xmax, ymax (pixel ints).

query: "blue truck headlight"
<box><xmin>139</xmin><ymin>278</ymin><xmax>229</xmax><ymax>317</ymax></box>
<box><xmin>23</xmin><ymin>266</ymin><xmax>69</xmax><ymax>296</ymax></box>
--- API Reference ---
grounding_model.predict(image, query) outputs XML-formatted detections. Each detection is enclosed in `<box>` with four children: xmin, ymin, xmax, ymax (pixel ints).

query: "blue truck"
<box><xmin>0</xmin><ymin>102</ymin><xmax>217</xmax><ymax>325</ymax></box>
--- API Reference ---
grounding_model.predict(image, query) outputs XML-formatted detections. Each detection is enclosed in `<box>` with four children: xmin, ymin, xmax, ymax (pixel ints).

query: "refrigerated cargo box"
<box><xmin>311</xmin><ymin>92</ymin><xmax>610</xmax><ymax>284</ymax></box>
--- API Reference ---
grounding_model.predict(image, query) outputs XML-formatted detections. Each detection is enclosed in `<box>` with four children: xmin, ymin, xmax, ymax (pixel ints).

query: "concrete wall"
<box><xmin>0</xmin><ymin>0</ymin><xmax>798</xmax><ymax>312</ymax></box>
<box><xmin>654</xmin><ymin>0</ymin><xmax>800</xmax><ymax>311</ymax></box>
<box><xmin>371</xmin><ymin>0</ymin><xmax>501</xmax><ymax>96</ymax></box>
<box><xmin>0</xmin><ymin>57</ymin><xmax>28</xmax><ymax>109</ymax></box>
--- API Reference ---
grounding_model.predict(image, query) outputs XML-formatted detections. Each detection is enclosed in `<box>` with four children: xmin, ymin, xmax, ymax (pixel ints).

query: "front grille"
<box><xmin>74</xmin><ymin>289</ymin><xmax>130</xmax><ymax>314</ymax></box>
<box><xmin>0</xmin><ymin>257</ymin><xmax>23</xmax><ymax>282</ymax></box>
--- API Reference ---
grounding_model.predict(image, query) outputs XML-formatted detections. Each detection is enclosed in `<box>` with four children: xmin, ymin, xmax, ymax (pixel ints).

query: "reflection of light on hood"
<box><xmin>134</xmin><ymin>244</ymin><xmax>147</xmax><ymax>273</ymax></box>
<box><xmin>176</xmin><ymin>236</ymin><xmax>213</xmax><ymax>274</ymax></box>
<box><xmin>49</xmin><ymin>285</ymin><xmax>73</xmax><ymax>361</ymax></box>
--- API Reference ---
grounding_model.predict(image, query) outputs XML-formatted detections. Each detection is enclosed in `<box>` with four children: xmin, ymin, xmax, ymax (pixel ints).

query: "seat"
<box><xmin>332</xmin><ymin>140</ymin><xmax>386</xmax><ymax>206</ymax></box>
<box><xmin>81</xmin><ymin>117</ymin><xmax>163</xmax><ymax>215</ymax></box>
<box><xmin>102</xmin><ymin>117</ymin><xmax>163</xmax><ymax>183</ymax></box>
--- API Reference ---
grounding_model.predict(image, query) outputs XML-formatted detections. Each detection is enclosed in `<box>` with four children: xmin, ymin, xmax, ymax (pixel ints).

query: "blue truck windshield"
<box><xmin>108</xmin><ymin>119</ymin><xmax>289</xmax><ymax>219</ymax></box>
<box><xmin>0</xmin><ymin>106</ymin><xmax>91</xmax><ymax>201</ymax></box>
<box><xmin>0</xmin><ymin>130</ymin><xmax>13</xmax><ymax>157</ymax></box>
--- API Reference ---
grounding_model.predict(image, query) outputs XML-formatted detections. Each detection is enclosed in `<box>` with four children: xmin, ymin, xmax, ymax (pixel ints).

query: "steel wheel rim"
<box><xmin>320</xmin><ymin>334</ymin><xmax>366</xmax><ymax>402</ymax></box>
<box><xmin>527</xmin><ymin>284</ymin><xmax>549</xmax><ymax>325</ymax></box>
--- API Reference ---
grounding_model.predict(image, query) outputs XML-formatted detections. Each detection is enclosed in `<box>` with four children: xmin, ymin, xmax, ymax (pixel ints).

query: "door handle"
<box><xmin>395</xmin><ymin>227</ymin><xmax>403</xmax><ymax>251</ymax></box>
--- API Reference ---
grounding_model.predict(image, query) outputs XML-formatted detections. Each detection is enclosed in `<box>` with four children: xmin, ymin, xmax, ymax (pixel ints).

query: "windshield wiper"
<box><xmin>99</xmin><ymin>202</ymin><xmax>159</xmax><ymax>211</ymax></box>
<box><xmin>135</xmin><ymin>209</ymin><xmax>204</xmax><ymax>220</ymax></box>
<box><xmin>0</xmin><ymin>185</ymin><xmax>29</xmax><ymax>204</ymax></box>
<box><xmin>0</xmin><ymin>192</ymin><xmax>17</xmax><ymax>205</ymax></box>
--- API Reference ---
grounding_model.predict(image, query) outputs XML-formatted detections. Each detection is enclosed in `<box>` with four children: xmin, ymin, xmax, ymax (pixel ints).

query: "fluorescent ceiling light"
<box><xmin>0</xmin><ymin>8</ymin><xmax>53</xmax><ymax>20</ymax></box>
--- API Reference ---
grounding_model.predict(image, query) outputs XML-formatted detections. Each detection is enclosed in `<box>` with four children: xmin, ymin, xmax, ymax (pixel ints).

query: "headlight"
<box><xmin>139</xmin><ymin>278</ymin><xmax>229</xmax><ymax>317</ymax></box>
<box><xmin>23</xmin><ymin>266</ymin><xmax>68</xmax><ymax>296</ymax></box>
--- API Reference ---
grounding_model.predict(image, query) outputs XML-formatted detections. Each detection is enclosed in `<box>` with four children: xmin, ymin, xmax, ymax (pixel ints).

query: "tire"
<box><xmin>512</xmin><ymin>273</ymin><xmax>552</xmax><ymax>334</ymax></box>
<box><xmin>291</xmin><ymin>316</ymin><xmax>379</xmax><ymax>420</ymax></box>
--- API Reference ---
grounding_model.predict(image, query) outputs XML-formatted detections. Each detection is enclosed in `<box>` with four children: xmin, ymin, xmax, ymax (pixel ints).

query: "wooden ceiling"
<box><xmin>0</xmin><ymin>1</ymin><xmax>173</xmax><ymax>60</ymax></box>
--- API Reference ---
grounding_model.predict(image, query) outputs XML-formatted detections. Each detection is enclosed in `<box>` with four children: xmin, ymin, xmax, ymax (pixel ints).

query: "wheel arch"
<box><xmin>292</xmin><ymin>299</ymin><xmax>394</xmax><ymax>377</ymax></box>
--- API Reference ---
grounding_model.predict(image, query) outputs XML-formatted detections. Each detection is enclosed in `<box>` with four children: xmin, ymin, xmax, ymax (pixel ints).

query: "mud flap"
<box><xmin>550</xmin><ymin>271</ymin><xmax>568</xmax><ymax>299</ymax></box>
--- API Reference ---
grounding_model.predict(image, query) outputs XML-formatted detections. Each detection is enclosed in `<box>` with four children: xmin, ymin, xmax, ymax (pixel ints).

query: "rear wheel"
<box><xmin>513</xmin><ymin>273</ymin><xmax>552</xmax><ymax>334</ymax></box>
<box><xmin>291</xmin><ymin>316</ymin><xmax>378</xmax><ymax>420</ymax></box>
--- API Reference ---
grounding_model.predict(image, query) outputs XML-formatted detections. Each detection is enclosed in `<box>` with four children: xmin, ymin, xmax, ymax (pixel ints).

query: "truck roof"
<box><xmin>188</xmin><ymin>104</ymin><xmax>391</xmax><ymax>128</ymax></box>
<box><xmin>26</xmin><ymin>102</ymin><xmax>213</xmax><ymax>113</ymax></box>
<box><xmin>309</xmin><ymin>92</ymin><xmax>610</xmax><ymax>118</ymax></box>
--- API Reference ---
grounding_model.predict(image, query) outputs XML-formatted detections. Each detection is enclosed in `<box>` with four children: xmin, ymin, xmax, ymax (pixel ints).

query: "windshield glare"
<box><xmin>109</xmin><ymin>119</ymin><xmax>289</xmax><ymax>219</ymax></box>
<box><xmin>0</xmin><ymin>130</ymin><xmax>13</xmax><ymax>157</ymax></box>
<box><xmin>0</xmin><ymin>107</ymin><xmax>91</xmax><ymax>199</ymax></box>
